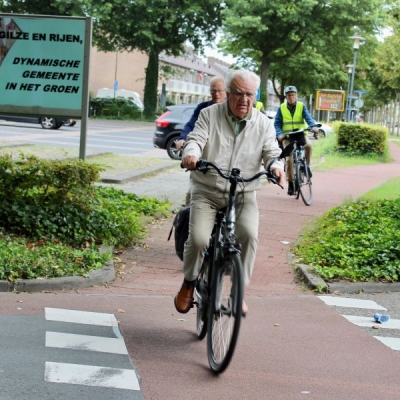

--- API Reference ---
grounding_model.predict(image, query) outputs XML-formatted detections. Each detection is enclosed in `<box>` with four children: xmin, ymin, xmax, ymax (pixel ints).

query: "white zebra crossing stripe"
<box><xmin>45</xmin><ymin>307</ymin><xmax>119</xmax><ymax>327</ymax></box>
<box><xmin>46</xmin><ymin>332</ymin><xmax>128</xmax><ymax>355</ymax></box>
<box><xmin>374</xmin><ymin>336</ymin><xmax>400</xmax><ymax>351</ymax></box>
<box><xmin>317</xmin><ymin>296</ymin><xmax>387</xmax><ymax>310</ymax></box>
<box><xmin>342</xmin><ymin>315</ymin><xmax>400</xmax><ymax>329</ymax></box>
<box><xmin>44</xmin><ymin>362</ymin><xmax>140</xmax><ymax>391</ymax></box>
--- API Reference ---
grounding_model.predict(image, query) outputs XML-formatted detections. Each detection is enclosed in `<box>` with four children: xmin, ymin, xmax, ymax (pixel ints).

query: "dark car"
<box><xmin>153</xmin><ymin>104</ymin><xmax>196</xmax><ymax>160</ymax></box>
<box><xmin>0</xmin><ymin>114</ymin><xmax>72</xmax><ymax>129</ymax></box>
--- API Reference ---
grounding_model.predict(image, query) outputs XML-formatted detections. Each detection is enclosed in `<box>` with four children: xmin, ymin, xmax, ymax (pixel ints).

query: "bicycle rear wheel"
<box><xmin>207</xmin><ymin>252</ymin><xmax>244</xmax><ymax>374</ymax></box>
<box><xmin>297</xmin><ymin>160</ymin><xmax>312</xmax><ymax>206</ymax></box>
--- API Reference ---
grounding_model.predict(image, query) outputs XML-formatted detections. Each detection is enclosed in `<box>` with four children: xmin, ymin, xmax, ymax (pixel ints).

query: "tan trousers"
<box><xmin>183</xmin><ymin>187</ymin><xmax>259</xmax><ymax>285</ymax></box>
<box><xmin>282</xmin><ymin>135</ymin><xmax>312</xmax><ymax>181</ymax></box>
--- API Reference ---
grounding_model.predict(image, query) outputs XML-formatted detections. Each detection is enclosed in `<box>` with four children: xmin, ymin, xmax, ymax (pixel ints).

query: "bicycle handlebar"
<box><xmin>184</xmin><ymin>159</ymin><xmax>283</xmax><ymax>189</ymax></box>
<box><xmin>286</xmin><ymin>123</ymin><xmax>322</xmax><ymax>136</ymax></box>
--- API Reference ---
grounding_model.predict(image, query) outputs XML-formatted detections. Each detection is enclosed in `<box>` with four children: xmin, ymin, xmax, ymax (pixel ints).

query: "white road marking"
<box><xmin>374</xmin><ymin>336</ymin><xmax>400</xmax><ymax>351</ymax></box>
<box><xmin>45</xmin><ymin>307</ymin><xmax>118</xmax><ymax>327</ymax></box>
<box><xmin>343</xmin><ymin>315</ymin><xmax>400</xmax><ymax>329</ymax></box>
<box><xmin>317</xmin><ymin>296</ymin><xmax>387</xmax><ymax>310</ymax></box>
<box><xmin>44</xmin><ymin>362</ymin><xmax>140</xmax><ymax>391</ymax></box>
<box><xmin>46</xmin><ymin>331</ymin><xmax>128</xmax><ymax>355</ymax></box>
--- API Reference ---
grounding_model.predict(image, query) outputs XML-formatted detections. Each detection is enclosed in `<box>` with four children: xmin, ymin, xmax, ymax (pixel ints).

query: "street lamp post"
<box><xmin>347</xmin><ymin>34</ymin><xmax>365</xmax><ymax>122</ymax></box>
<box><xmin>345</xmin><ymin>64</ymin><xmax>353</xmax><ymax>121</ymax></box>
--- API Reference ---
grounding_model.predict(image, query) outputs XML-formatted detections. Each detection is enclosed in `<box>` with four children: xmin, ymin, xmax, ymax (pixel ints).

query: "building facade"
<box><xmin>89</xmin><ymin>46</ymin><xmax>280</xmax><ymax>111</ymax></box>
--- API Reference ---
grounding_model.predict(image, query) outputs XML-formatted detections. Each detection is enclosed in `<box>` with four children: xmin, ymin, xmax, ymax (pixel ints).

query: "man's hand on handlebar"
<box><xmin>175</xmin><ymin>139</ymin><xmax>185</xmax><ymax>150</ymax></box>
<box><xmin>271</xmin><ymin>168</ymin><xmax>285</xmax><ymax>186</ymax></box>
<box><xmin>182</xmin><ymin>155</ymin><xmax>199</xmax><ymax>169</ymax></box>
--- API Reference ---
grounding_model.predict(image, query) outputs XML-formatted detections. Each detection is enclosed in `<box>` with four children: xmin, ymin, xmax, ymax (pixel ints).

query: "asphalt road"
<box><xmin>0</xmin><ymin>119</ymin><xmax>161</xmax><ymax>157</ymax></box>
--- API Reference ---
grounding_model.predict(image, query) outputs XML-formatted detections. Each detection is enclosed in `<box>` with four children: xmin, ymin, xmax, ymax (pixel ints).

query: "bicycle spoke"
<box><xmin>207</xmin><ymin>253</ymin><xmax>243</xmax><ymax>374</ymax></box>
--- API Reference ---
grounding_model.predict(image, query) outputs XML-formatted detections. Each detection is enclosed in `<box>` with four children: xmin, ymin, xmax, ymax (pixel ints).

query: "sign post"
<box><xmin>315</xmin><ymin>90</ymin><xmax>346</xmax><ymax>112</ymax></box>
<box><xmin>0</xmin><ymin>13</ymin><xmax>92</xmax><ymax>159</ymax></box>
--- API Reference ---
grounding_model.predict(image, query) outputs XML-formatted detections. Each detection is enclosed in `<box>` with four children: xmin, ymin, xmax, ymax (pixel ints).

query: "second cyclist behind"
<box><xmin>274</xmin><ymin>85</ymin><xmax>320</xmax><ymax>196</ymax></box>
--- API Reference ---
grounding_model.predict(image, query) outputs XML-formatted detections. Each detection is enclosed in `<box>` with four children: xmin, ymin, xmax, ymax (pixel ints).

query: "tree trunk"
<box><xmin>143</xmin><ymin>50</ymin><xmax>159</xmax><ymax>119</ymax></box>
<box><xmin>259</xmin><ymin>58</ymin><xmax>270</xmax><ymax>110</ymax></box>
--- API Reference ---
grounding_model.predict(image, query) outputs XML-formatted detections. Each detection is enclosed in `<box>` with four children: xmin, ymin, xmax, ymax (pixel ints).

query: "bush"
<box><xmin>293</xmin><ymin>198</ymin><xmax>400</xmax><ymax>282</ymax></box>
<box><xmin>0</xmin><ymin>154</ymin><xmax>170</xmax><ymax>247</ymax></box>
<box><xmin>0</xmin><ymin>154</ymin><xmax>171</xmax><ymax>280</ymax></box>
<box><xmin>336</xmin><ymin>123</ymin><xmax>387</xmax><ymax>155</ymax></box>
<box><xmin>90</xmin><ymin>97</ymin><xmax>143</xmax><ymax>119</ymax></box>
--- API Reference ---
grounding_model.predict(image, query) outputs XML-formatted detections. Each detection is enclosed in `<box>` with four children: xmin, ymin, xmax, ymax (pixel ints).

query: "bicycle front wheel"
<box><xmin>297</xmin><ymin>161</ymin><xmax>313</xmax><ymax>206</ymax></box>
<box><xmin>207</xmin><ymin>252</ymin><xmax>244</xmax><ymax>374</ymax></box>
<box><xmin>195</xmin><ymin>253</ymin><xmax>210</xmax><ymax>340</ymax></box>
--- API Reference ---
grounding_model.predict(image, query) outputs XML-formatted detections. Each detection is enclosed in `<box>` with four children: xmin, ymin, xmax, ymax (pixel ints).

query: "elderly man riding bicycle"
<box><xmin>174</xmin><ymin>69</ymin><xmax>285</xmax><ymax>316</ymax></box>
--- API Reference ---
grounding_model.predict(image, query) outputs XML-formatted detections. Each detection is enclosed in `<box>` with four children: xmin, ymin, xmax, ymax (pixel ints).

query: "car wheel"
<box><xmin>314</xmin><ymin>129</ymin><xmax>326</xmax><ymax>140</ymax></box>
<box><xmin>166</xmin><ymin>137</ymin><xmax>182</xmax><ymax>160</ymax></box>
<box><xmin>40</xmin><ymin>117</ymin><xmax>58</xmax><ymax>129</ymax></box>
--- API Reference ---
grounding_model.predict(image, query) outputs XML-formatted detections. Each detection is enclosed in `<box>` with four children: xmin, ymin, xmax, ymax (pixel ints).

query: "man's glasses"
<box><xmin>230</xmin><ymin>90</ymin><xmax>256</xmax><ymax>99</ymax></box>
<box><xmin>210</xmin><ymin>89</ymin><xmax>226</xmax><ymax>94</ymax></box>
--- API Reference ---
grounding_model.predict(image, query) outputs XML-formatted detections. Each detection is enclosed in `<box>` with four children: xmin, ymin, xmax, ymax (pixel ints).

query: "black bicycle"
<box><xmin>191</xmin><ymin>160</ymin><xmax>282</xmax><ymax>374</ymax></box>
<box><xmin>283</xmin><ymin>125</ymin><xmax>320</xmax><ymax>206</ymax></box>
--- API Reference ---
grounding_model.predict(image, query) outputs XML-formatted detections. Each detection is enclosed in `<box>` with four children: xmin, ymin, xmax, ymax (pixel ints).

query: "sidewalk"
<box><xmin>69</xmin><ymin>140</ymin><xmax>400</xmax><ymax>298</ymax></box>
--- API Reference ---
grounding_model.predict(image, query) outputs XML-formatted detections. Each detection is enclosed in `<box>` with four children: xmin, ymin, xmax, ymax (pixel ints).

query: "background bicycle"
<box><xmin>282</xmin><ymin>124</ymin><xmax>321</xmax><ymax>206</ymax></box>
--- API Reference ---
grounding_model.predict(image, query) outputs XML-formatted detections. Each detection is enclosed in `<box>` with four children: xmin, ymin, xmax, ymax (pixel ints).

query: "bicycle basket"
<box><xmin>287</xmin><ymin>131</ymin><xmax>306</xmax><ymax>146</ymax></box>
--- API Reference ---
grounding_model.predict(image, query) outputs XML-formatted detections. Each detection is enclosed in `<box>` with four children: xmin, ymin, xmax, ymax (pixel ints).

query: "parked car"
<box><xmin>313</xmin><ymin>123</ymin><xmax>334</xmax><ymax>139</ymax></box>
<box><xmin>0</xmin><ymin>114</ymin><xmax>71</xmax><ymax>129</ymax></box>
<box><xmin>153</xmin><ymin>104</ymin><xmax>197</xmax><ymax>160</ymax></box>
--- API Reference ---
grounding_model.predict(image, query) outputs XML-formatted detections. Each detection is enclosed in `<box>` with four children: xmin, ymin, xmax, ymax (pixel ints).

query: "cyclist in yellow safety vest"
<box><xmin>255</xmin><ymin>101</ymin><xmax>264</xmax><ymax>111</ymax></box>
<box><xmin>274</xmin><ymin>85</ymin><xmax>320</xmax><ymax>195</ymax></box>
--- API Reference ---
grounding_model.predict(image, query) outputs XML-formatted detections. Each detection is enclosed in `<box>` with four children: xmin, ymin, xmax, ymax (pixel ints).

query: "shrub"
<box><xmin>293</xmin><ymin>198</ymin><xmax>400</xmax><ymax>282</ymax></box>
<box><xmin>90</xmin><ymin>97</ymin><xmax>142</xmax><ymax>119</ymax></box>
<box><xmin>0</xmin><ymin>154</ymin><xmax>171</xmax><ymax>248</ymax></box>
<box><xmin>0</xmin><ymin>154</ymin><xmax>171</xmax><ymax>281</ymax></box>
<box><xmin>336</xmin><ymin>123</ymin><xmax>387</xmax><ymax>155</ymax></box>
<box><xmin>0</xmin><ymin>232</ymin><xmax>110</xmax><ymax>281</ymax></box>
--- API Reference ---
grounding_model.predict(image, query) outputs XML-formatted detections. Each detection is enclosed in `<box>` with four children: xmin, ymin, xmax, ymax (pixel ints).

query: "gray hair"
<box><xmin>209</xmin><ymin>76</ymin><xmax>225</xmax><ymax>89</ymax></box>
<box><xmin>225</xmin><ymin>69</ymin><xmax>260</xmax><ymax>92</ymax></box>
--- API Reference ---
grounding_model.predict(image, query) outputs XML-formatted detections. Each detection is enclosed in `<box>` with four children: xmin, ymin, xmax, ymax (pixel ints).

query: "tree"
<box><xmin>220</xmin><ymin>0</ymin><xmax>384</xmax><ymax>105</ymax></box>
<box><xmin>1</xmin><ymin>0</ymin><xmax>223</xmax><ymax>119</ymax></box>
<box><xmin>88</xmin><ymin>0</ymin><xmax>223</xmax><ymax>118</ymax></box>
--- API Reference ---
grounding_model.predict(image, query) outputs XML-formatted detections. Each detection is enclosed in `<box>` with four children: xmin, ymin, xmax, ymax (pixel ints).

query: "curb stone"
<box><xmin>101</xmin><ymin>161</ymin><xmax>178</xmax><ymax>184</ymax></box>
<box><xmin>296</xmin><ymin>263</ymin><xmax>400</xmax><ymax>294</ymax></box>
<box><xmin>0</xmin><ymin>260</ymin><xmax>115</xmax><ymax>293</ymax></box>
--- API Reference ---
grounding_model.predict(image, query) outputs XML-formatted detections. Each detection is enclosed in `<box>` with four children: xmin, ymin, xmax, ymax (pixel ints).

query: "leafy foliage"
<box><xmin>88</xmin><ymin>0</ymin><xmax>224</xmax><ymax>118</ymax></box>
<box><xmin>0</xmin><ymin>232</ymin><xmax>111</xmax><ymax>281</ymax></box>
<box><xmin>293</xmin><ymin>198</ymin><xmax>400</xmax><ymax>282</ymax></box>
<box><xmin>0</xmin><ymin>154</ymin><xmax>171</xmax><ymax>281</ymax></box>
<box><xmin>220</xmin><ymin>0</ymin><xmax>384</xmax><ymax>103</ymax></box>
<box><xmin>336</xmin><ymin>123</ymin><xmax>387</xmax><ymax>155</ymax></box>
<box><xmin>90</xmin><ymin>97</ymin><xmax>142</xmax><ymax>119</ymax></box>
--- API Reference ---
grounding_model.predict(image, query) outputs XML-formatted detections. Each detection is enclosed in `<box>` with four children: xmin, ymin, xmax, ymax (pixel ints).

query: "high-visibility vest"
<box><xmin>280</xmin><ymin>101</ymin><xmax>306</xmax><ymax>133</ymax></box>
<box><xmin>255</xmin><ymin>101</ymin><xmax>263</xmax><ymax>111</ymax></box>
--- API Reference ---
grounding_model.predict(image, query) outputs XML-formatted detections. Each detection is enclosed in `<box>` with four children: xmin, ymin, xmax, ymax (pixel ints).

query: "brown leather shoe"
<box><xmin>174</xmin><ymin>280</ymin><xmax>195</xmax><ymax>313</ymax></box>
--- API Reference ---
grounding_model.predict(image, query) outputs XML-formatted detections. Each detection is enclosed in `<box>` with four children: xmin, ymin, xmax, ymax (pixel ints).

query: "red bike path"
<box><xmin>0</xmin><ymin>140</ymin><xmax>399</xmax><ymax>399</ymax></box>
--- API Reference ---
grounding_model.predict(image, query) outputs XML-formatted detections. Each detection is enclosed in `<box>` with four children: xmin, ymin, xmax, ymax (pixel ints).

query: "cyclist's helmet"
<box><xmin>284</xmin><ymin>86</ymin><xmax>297</xmax><ymax>95</ymax></box>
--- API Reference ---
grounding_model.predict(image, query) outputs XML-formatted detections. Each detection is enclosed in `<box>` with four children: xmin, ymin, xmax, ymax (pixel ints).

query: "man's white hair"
<box><xmin>209</xmin><ymin>76</ymin><xmax>225</xmax><ymax>88</ymax></box>
<box><xmin>225</xmin><ymin>69</ymin><xmax>260</xmax><ymax>92</ymax></box>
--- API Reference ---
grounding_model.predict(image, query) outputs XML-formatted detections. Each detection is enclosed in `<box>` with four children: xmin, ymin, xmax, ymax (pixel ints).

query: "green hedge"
<box><xmin>0</xmin><ymin>154</ymin><xmax>170</xmax><ymax>248</ymax></box>
<box><xmin>90</xmin><ymin>97</ymin><xmax>142</xmax><ymax>119</ymax></box>
<box><xmin>336</xmin><ymin>123</ymin><xmax>387</xmax><ymax>155</ymax></box>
